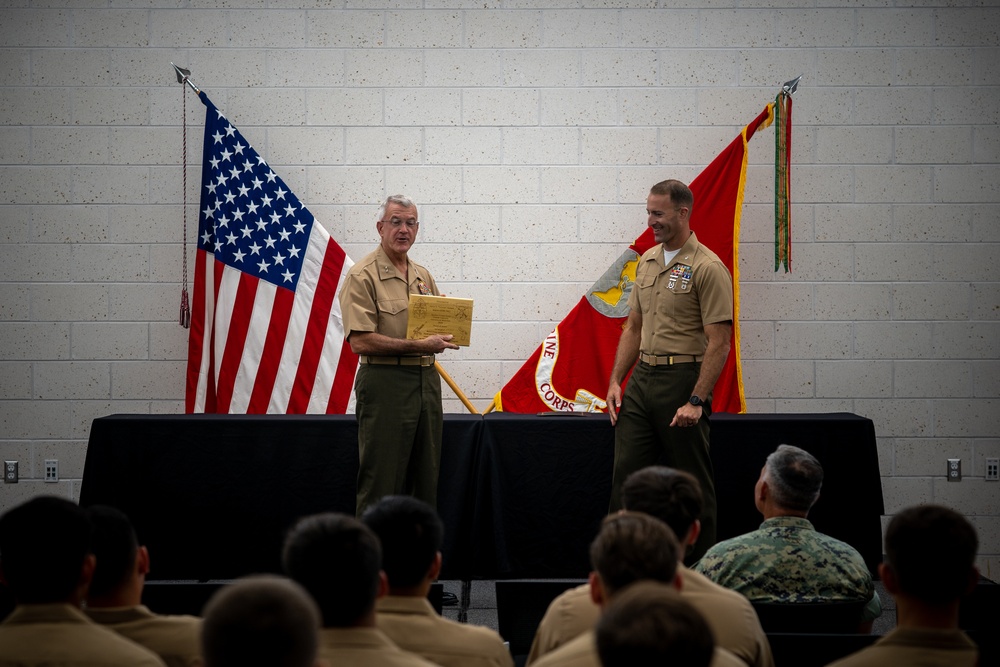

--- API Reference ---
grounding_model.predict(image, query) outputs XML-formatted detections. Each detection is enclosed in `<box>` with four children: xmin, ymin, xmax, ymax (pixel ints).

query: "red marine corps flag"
<box><xmin>185</xmin><ymin>91</ymin><xmax>358</xmax><ymax>414</ymax></box>
<box><xmin>493</xmin><ymin>100</ymin><xmax>784</xmax><ymax>414</ymax></box>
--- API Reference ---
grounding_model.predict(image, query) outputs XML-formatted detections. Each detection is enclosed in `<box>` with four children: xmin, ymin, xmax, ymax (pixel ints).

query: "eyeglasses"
<box><xmin>381</xmin><ymin>218</ymin><xmax>419</xmax><ymax>229</ymax></box>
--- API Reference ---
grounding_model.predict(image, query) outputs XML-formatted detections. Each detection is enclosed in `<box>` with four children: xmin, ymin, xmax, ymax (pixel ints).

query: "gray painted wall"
<box><xmin>0</xmin><ymin>1</ymin><xmax>997</xmax><ymax>576</ymax></box>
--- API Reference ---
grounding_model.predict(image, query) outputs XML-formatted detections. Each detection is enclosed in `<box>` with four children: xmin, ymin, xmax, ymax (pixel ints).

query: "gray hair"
<box><xmin>376</xmin><ymin>194</ymin><xmax>417</xmax><ymax>223</ymax></box>
<box><xmin>764</xmin><ymin>444</ymin><xmax>823</xmax><ymax>512</ymax></box>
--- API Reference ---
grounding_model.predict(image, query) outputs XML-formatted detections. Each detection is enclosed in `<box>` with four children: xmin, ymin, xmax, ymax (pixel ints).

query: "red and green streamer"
<box><xmin>774</xmin><ymin>92</ymin><xmax>792</xmax><ymax>272</ymax></box>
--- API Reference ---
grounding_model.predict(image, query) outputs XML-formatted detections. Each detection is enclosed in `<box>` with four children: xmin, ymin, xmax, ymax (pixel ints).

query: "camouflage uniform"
<box><xmin>692</xmin><ymin>516</ymin><xmax>881</xmax><ymax>622</ymax></box>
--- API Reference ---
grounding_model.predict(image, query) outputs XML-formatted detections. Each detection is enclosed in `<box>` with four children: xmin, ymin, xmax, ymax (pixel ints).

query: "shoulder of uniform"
<box><xmin>692</xmin><ymin>243</ymin><xmax>725</xmax><ymax>266</ymax></box>
<box><xmin>638</xmin><ymin>245</ymin><xmax>661</xmax><ymax>261</ymax></box>
<box><xmin>816</xmin><ymin>532</ymin><xmax>867</xmax><ymax>557</ymax></box>
<box><xmin>346</xmin><ymin>249</ymin><xmax>379</xmax><ymax>273</ymax></box>
<box><xmin>409</xmin><ymin>259</ymin><xmax>432</xmax><ymax>276</ymax></box>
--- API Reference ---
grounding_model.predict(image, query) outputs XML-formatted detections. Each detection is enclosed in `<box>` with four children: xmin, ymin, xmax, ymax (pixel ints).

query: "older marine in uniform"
<box><xmin>339</xmin><ymin>195</ymin><xmax>458</xmax><ymax>517</ymax></box>
<box><xmin>694</xmin><ymin>445</ymin><xmax>881</xmax><ymax>631</ymax></box>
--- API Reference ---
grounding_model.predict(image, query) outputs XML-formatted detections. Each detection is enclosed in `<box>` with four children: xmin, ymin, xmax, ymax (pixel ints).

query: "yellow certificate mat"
<box><xmin>405</xmin><ymin>294</ymin><xmax>474</xmax><ymax>347</ymax></box>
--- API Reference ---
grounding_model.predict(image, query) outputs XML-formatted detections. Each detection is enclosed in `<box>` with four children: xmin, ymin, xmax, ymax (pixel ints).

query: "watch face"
<box><xmin>689</xmin><ymin>395</ymin><xmax>703</xmax><ymax>406</ymax></box>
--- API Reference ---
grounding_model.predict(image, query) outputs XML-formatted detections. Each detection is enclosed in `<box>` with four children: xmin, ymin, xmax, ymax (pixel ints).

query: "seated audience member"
<box><xmin>693</xmin><ymin>444</ymin><xmax>880</xmax><ymax>631</ymax></box>
<box><xmin>529</xmin><ymin>466</ymin><xmax>773</xmax><ymax>667</ymax></box>
<box><xmin>201</xmin><ymin>574</ymin><xmax>322</xmax><ymax>667</ymax></box>
<box><xmin>826</xmin><ymin>504</ymin><xmax>979</xmax><ymax>667</ymax></box>
<box><xmin>362</xmin><ymin>495</ymin><xmax>513</xmax><ymax>667</ymax></box>
<box><xmin>0</xmin><ymin>496</ymin><xmax>166</xmax><ymax>666</ymax></box>
<box><xmin>84</xmin><ymin>505</ymin><xmax>201</xmax><ymax>667</ymax></box>
<box><xmin>282</xmin><ymin>511</ymin><xmax>440</xmax><ymax>667</ymax></box>
<box><xmin>596</xmin><ymin>581</ymin><xmax>714</xmax><ymax>667</ymax></box>
<box><xmin>532</xmin><ymin>512</ymin><xmax>742</xmax><ymax>667</ymax></box>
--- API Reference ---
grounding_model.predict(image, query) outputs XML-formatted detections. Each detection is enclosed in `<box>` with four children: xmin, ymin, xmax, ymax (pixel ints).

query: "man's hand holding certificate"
<box><xmin>406</xmin><ymin>294</ymin><xmax>474</xmax><ymax>347</ymax></box>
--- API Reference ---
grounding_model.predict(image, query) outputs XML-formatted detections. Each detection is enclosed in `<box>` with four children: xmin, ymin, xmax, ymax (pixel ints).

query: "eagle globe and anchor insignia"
<box><xmin>532</xmin><ymin>248</ymin><xmax>641</xmax><ymax>413</ymax></box>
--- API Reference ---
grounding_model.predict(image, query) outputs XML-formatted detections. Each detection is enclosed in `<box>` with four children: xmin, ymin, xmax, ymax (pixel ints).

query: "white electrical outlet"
<box><xmin>947</xmin><ymin>458</ymin><xmax>961</xmax><ymax>482</ymax></box>
<box><xmin>44</xmin><ymin>459</ymin><xmax>58</xmax><ymax>483</ymax></box>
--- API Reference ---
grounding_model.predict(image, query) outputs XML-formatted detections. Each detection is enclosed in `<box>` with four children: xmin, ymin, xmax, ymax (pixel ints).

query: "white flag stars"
<box><xmin>196</xmin><ymin>107</ymin><xmax>314</xmax><ymax>289</ymax></box>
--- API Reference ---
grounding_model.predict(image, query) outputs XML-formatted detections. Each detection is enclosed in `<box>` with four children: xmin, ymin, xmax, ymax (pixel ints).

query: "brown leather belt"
<box><xmin>639</xmin><ymin>352</ymin><xmax>703</xmax><ymax>367</ymax></box>
<box><xmin>359</xmin><ymin>355</ymin><xmax>435</xmax><ymax>367</ymax></box>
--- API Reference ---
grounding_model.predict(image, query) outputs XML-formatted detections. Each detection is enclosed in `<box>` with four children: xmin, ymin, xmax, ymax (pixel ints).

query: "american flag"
<box><xmin>185</xmin><ymin>92</ymin><xmax>358</xmax><ymax>414</ymax></box>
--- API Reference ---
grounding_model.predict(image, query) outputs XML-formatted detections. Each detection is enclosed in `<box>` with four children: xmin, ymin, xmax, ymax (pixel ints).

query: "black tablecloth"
<box><xmin>81</xmin><ymin>412</ymin><xmax>883</xmax><ymax>581</ymax></box>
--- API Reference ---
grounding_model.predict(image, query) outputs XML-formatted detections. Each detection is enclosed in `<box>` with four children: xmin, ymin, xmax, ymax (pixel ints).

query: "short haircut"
<box><xmin>86</xmin><ymin>505</ymin><xmax>139</xmax><ymax>599</ymax></box>
<box><xmin>0</xmin><ymin>496</ymin><xmax>93</xmax><ymax>604</ymax></box>
<box><xmin>596</xmin><ymin>581</ymin><xmax>714</xmax><ymax>667</ymax></box>
<box><xmin>621</xmin><ymin>466</ymin><xmax>703</xmax><ymax>542</ymax></box>
<box><xmin>884</xmin><ymin>504</ymin><xmax>978</xmax><ymax>605</ymax></box>
<box><xmin>589</xmin><ymin>512</ymin><xmax>680</xmax><ymax>598</ymax></box>
<box><xmin>376</xmin><ymin>194</ymin><xmax>417</xmax><ymax>222</ymax></box>
<box><xmin>649</xmin><ymin>179</ymin><xmax>694</xmax><ymax>209</ymax></box>
<box><xmin>201</xmin><ymin>575</ymin><xmax>320</xmax><ymax>667</ymax></box>
<box><xmin>361</xmin><ymin>495</ymin><xmax>443</xmax><ymax>589</ymax></box>
<box><xmin>764</xmin><ymin>444</ymin><xmax>823</xmax><ymax>512</ymax></box>
<box><xmin>281</xmin><ymin>512</ymin><xmax>382</xmax><ymax>628</ymax></box>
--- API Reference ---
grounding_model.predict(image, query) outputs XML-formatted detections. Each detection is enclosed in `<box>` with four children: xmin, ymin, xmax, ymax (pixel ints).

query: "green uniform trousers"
<box><xmin>354</xmin><ymin>362</ymin><xmax>443</xmax><ymax>517</ymax></box>
<box><xmin>609</xmin><ymin>360</ymin><xmax>718</xmax><ymax>564</ymax></box>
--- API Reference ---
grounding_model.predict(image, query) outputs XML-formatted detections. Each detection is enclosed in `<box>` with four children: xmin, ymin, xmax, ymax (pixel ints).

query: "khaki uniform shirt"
<box><xmin>530</xmin><ymin>629</ymin><xmax>744</xmax><ymax>667</ymax></box>
<box><xmin>85</xmin><ymin>605</ymin><xmax>201</xmax><ymax>667</ymax></box>
<box><xmin>527</xmin><ymin>568</ymin><xmax>774</xmax><ymax>667</ymax></box>
<box><xmin>0</xmin><ymin>603</ymin><xmax>167</xmax><ymax>667</ymax></box>
<box><xmin>826</xmin><ymin>626</ymin><xmax>978</xmax><ymax>667</ymax></box>
<box><xmin>680</xmin><ymin>568</ymin><xmax>774</xmax><ymax>667</ymax></box>
<box><xmin>526</xmin><ymin>584</ymin><xmax>597</xmax><ymax>666</ymax></box>
<box><xmin>376</xmin><ymin>596</ymin><xmax>514</xmax><ymax>667</ymax></box>
<box><xmin>627</xmin><ymin>232</ymin><xmax>733</xmax><ymax>356</ymax></box>
<box><xmin>340</xmin><ymin>245</ymin><xmax>440</xmax><ymax>342</ymax></box>
<box><xmin>317</xmin><ymin>626</ymin><xmax>442</xmax><ymax>667</ymax></box>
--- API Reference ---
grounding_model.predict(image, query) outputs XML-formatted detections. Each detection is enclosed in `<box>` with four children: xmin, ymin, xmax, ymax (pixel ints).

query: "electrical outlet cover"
<box><xmin>947</xmin><ymin>458</ymin><xmax>961</xmax><ymax>482</ymax></box>
<box><xmin>986</xmin><ymin>458</ymin><xmax>999</xmax><ymax>482</ymax></box>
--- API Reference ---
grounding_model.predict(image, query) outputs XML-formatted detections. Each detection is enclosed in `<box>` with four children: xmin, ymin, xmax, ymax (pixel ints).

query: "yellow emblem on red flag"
<box><xmin>495</xmin><ymin>102</ymin><xmax>780</xmax><ymax>415</ymax></box>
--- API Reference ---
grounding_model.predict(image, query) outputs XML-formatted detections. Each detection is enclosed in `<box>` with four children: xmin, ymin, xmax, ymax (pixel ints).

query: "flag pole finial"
<box><xmin>781</xmin><ymin>75</ymin><xmax>802</xmax><ymax>97</ymax></box>
<box><xmin>171</xmin><ymin>62</ymin><xmax>201</xmax><ymax>95</ymax></box>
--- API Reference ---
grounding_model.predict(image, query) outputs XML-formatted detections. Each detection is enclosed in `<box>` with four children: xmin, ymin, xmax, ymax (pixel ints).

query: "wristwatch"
<box><xmin>688</xmin><ymin>395</ymin><xmax>704</xmax><ymax>407</ymax></box>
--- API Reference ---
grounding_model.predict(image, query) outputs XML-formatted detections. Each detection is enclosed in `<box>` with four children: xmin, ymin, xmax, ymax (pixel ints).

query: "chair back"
<box><xmin>750</xmin><ymin>599</ymin><xmax>867</xmax><ymax>633</ymax></box>
<box><xmin>495</xmin><ymin>579</ymin><xmax>588</xmax><ymax>667</ymax></box>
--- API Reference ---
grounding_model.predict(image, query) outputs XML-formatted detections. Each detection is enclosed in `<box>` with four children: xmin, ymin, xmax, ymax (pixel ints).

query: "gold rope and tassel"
<box><xmin>173</xmin><ymin>63</ymin><xmax>199</xmax><ymax>328</ymax></box>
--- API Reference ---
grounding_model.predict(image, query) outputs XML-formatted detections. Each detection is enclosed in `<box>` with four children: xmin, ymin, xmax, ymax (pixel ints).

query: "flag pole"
<box><xmin>435</xmin><ymin>362</ymin><xmax>480</xmax><ymax>415</ymax></box>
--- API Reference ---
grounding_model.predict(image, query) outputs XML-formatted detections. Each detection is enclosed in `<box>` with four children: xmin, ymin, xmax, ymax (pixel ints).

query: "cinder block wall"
<box><xmin>0</xmin><ymin>2</ymin><xmax>997</xmax><ymax>576</ymax></box>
